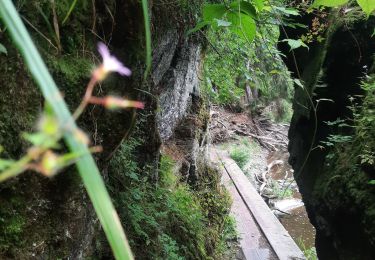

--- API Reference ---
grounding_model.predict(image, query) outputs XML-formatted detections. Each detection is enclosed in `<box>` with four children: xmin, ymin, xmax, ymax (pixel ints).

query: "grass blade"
<box><xmin>141</xmin><ymin>0</ymin><xmax>152</xmax><ymax>80</ymax></box>
<box><xmin>0</xmin><ymin>1</ymin><xmax>134</xmax><ymax>259</ymax></box>
<box><xmin>62</xmin><ymin>0</ymin><xmax>78</xmax><ymax>25</ymax></box>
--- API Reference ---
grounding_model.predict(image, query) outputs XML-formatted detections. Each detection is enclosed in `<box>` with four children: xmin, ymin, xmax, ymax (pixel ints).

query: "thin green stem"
<box><xmin>62</xmin><ymin>0</ymin><xmax>79</xmax><ymax>25</ymax></box>
<box><xmin>0</xmin><ymin>155</ymin><xmax>32</xmax><ymax>182</ymax></box>
<box><xmin>141</xmin><ymin>0</ymin><xmax>152</xmax><ymax>81</ymax></box>
<box><xmin>73</xmin><ymin>77</ymin><xmax>97</xmax><ymax>120</ymax></box>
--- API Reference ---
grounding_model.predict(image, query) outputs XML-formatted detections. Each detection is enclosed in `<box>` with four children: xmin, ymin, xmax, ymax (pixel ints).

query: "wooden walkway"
<box><xmin>210</xmin><ymin>149</ymin><xmax>305</xmax><ymax>260</ymax></box>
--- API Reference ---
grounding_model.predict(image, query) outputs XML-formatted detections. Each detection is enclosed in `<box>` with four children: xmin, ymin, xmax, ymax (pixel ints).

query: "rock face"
<box><xmin>283</xmin><ymin>10</ymin><xmax>375</xmax><ymax>259</ymax></box>
<box><xmin>155</xmin><ymin>35</ymin><xmax>202</xmax><ymax>141</ymax></box>
<box><xmin>0</xmin><ymin>0</ymin><xmax>206</xmax><ymax>258</ymax></box>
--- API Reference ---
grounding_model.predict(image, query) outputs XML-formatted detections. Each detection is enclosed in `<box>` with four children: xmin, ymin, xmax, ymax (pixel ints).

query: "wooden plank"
<box><xmin>216</xmin><ymin>151</ymin><xmax>306</xmax><ymax>260</ymax></box>
<box><xmin>220</xmin><ymin>164</ymin><xmax>277</xmax><ymax>260</ymax></box>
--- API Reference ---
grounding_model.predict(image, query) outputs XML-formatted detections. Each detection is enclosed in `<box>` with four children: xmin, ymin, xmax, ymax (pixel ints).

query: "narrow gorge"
<box><xmin>0</xmin><ymin>0</ymin><xmax>374</xmax><ymax>259</ymax></box>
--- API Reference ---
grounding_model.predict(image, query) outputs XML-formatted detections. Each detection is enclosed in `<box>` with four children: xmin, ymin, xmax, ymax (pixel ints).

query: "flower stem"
<box><xmin>73</xmin><ymin>77</ymin><xmax>97</xmax><ymax>120</ymax></box>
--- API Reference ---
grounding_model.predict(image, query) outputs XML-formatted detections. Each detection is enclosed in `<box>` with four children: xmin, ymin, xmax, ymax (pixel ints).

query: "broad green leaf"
<box><xmin>282</xmin><ymin>39</ymin><xmax>309</xmax><ymax>51</ymax></box>
<box><xmin>0</xmin><ymin>43</ymin><xmax>7</xmax><ymax>55</ymax></box>
<box><xmin>227</xmin><ymin>12</ymin><xmax>256</xmax><ymax>42</ymax></box>
<box><xmin>230</xmin><ymin>1</ymin><xmax>258</xmax><ymax>19</ymax></box>
<box><xmin>215</xmin><ymin>19</ymin><xmax>232</xmax><ymax>27</ymax></box>
<box><xmin>186</xmin><ymin>21</ymin><xmax>211</xmax><ymax>35</ymax></box>
<box><xmin>274</xmin><ymin>6</ymin><xmax>300</xmax><ymax>16</ymax></box>
<box><xmin>369</xmin><ymin>180</ymin><xmax>375</xmax><ymax>185</ymax></box>
<box><xmin>312</xmin><ymin>0</ymin><xmax>349</xmax><ymax>7</ymax></box>
<box><xmin>251</xmin><ymin>0</ymin><xmax>264</xmax><ymax>12</ymax></box>
<box><xmin>203</xmin><ymin>4</ymin><xmax>227</xmax><ymax>21</ymax></box>
<box><xmin>357</xmin><ymin>0</ymin><xmax>375</xmax><ymax>16</ymax></box>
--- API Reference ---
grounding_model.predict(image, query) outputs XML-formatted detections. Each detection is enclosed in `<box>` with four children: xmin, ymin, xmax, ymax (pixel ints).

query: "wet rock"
<box><xmin>274</xmin><ymin>199</ymin><xmax>304</xmax><ymax>213</ymax></box>
<box><xmin>283</xmin><ymin>10</ymin><xmax>375</xmax><ymax>259</ymax></box>
<box><xmin>156</xmin><ymin>39</ymin><xmax>201</xmax><ymax>141</ymax></box>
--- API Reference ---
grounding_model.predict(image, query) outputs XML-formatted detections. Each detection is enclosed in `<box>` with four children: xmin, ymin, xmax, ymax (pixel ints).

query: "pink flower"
<box><xmin>93</xmin><ymin>42</ymin><xmax>132</xmax><ymax>81</ymax></box>
<box><xmin>88</xmin><ymin>96</ymin><xmax>145</xmax><ymax>110</ymax></box>
<box><xmin>104</xmin><ymin>96</ymin><xmax>145</xmax><ymax>110</ymax></box>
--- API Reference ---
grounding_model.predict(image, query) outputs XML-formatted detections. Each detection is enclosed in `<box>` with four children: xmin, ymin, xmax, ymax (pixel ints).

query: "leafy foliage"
<box><xmin>202</xmin><ymin>19</ymin><xmax>293</xmax><ymax>109</ymax></box>
<box><xmin>357</xmin><ymin>0</ymin><xmax>375</xmax><ymax>16</ymax></box>
<box><xmin>190</xmin><ymin>1</ymin><xmax>261</xmax><ymax>42</ymax></box>
<box><xmin>312</xmin><ymin>0</ymin><xmax>375</xmax><ymax>16</ymax></box>
<box><xmin>297</xmin><ymin>238</ymin><xmax>318</xmax><ymax>260</ymax></box>
<box><xmin>322</xmin><ymin>78</ymin><xmax>375</xmax><ymax>184</ymax></box>
<box><xmin>282</xmin><ymin>39</ymin><xmax>309</xmax><ymax>51</ymax></box>
<box><xmin>229</xmin><ymin>138</ymin><xmax>259</xmax><ymax>170</ymax></box>
<box><xmin>353</xmin><ymin>82</ymin><xmax>375</xmax><ymax>167</ymax></box>
<box><xmin>312</xmin><ymin>0</ymin><xmax>349</xmax><ymax>8</ymax></box>
<box><xmin>230</xmin><ymin>146</ymin><xmax>250</xmax><ymax>170</ymax></box>
<box><xmin>107</xmin><ymin>138</ymin><xmax>234</xmax><ymax>259</ymax></box>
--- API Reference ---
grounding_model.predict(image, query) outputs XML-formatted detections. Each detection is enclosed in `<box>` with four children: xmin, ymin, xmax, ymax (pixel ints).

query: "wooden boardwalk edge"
<box><xmin>213</xmin><ymin>149</ymin><xmax>306</xmax><ymax>260</ymax></box>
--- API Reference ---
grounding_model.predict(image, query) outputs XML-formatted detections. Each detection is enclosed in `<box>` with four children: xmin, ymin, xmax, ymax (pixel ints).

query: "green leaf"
<box><xmin>357</xmin><ymin>0</ymin><xmax>375</xmax><ymax>16</ymax></box>
<box><xmin>62</xmin><ymin>0</ymin><xmax>78</xmax><ymax>25</ymax></box>
<box><xmin>0</xmin><ymin>1</ymin><xmax>134</xmax><ymax>259</ymax></box>
<box><xmin>215</xmin><ymin>19</ymin><xmax>232</xmax><ymax>27</ymax></box>
<box><xmin>186</xmin><ymin>20</ymin><xmax>211</xmax><ymax>35</ymax></box>
<box><xmin>227</xmin><ymin>12</ymin><xmax>256</xmax><ymax>42</ymax></box>
<box><xmin>274</xmin><ymin>6</ymin><xmax>300</xmax><ymax>16</ymax></box>
<box><xmin>369</xmin><ymin>180</ymin><xmax>375</xmax><ymax>185</ymax></box>
<box><xmin>251</xmin><ymin>0</ymin><xmax>264</xmax><ymax>12</ymax></box>
<box><xmin>282</xmin><ymin>39</ymin><xmax>309</xmax><ymax>51</ymax></box>
<box><xmin>203</xmin><ymin>4</ymin><xmax>227</xmax><ymax>21</ymax></box>
<box><xmin>230</xmin><ymin>1</ymin><xmax>258</xmax><ymax>19</ymax></box>
<box><xmin>23</xmin><ymin>132</ymin><xmax>47</xmax><ymax>146</ymax></box>
<box><xmin>312</xmin><ymin>0</ymin><xmax>349</xmax><ymax>7</ymax></box>
<box><xmin>269</xmin><ymin>69</ymin><xmax>281</xmax><ymax>74</ymax></box>
<box><xmin>317</xmin><ymin>98</ymin><xmax>334</xmax><ymax>103</ymax></box>
<box><xmin>0</xmin><ymin>43</ymin><xmax>7</xmax><ymax>55</ymax></box>
<box><xmin>294</xmin><ymin>79</ymin><xmax>304</xmax><ymax>88</ymax></box>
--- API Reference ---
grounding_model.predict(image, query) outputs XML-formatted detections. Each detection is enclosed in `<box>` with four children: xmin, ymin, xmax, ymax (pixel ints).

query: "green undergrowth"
<box><xmin>106</xmin><ymin>137</ymin><xmax>236</xmax><ymax>259</ymax></box>
<box><xmin>313</xmin><ymin>77</ymin><xmax>375</xmax><ymax>247</ymax></box>
<box><xmin>297</xmin><ymin>238</ymin><xmax>318</xmax><ymax>260</ymax></box>
<box><xmin>321</xmin><ymin>78</ymin><xmax>375</xmax><ymax>178</ymax></box>
<box><xmin>230</xmin><ymin>148</ymin><xmax>250</xmax><ymax>170</ymax></box>
<box><xmin>270</xmin><ymin>180</ymin><xmax>294</xmax><ymax>199</ymax></box>
<box><xmin>263</xmin><ymin>98</ymin><xmax>293</xmax><ymax>123</ymax></box>
<box><xmin>0</xmin><ymin>196</ymin><xmax>26</xmax><ymax>253</ymax></box>
<box><xmin>202</xmin><ymin>21</ymin><xmax>294</xmax><ymax>115</ymax></box>
<box><xmin>229</xmin><ymin>137</ymin><xmax>259</xmax><ymax>170</ymax></box>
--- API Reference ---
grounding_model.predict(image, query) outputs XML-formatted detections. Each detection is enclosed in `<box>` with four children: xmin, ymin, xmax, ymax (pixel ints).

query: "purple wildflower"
<box><xmin>94</xmin><ymin>42</ymin><xmax>131</xmax><ymax>81</ymax></box>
